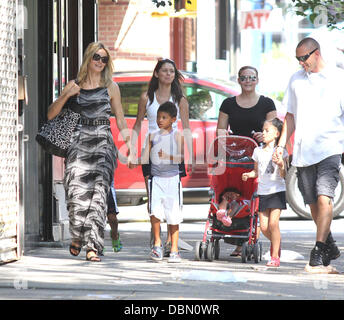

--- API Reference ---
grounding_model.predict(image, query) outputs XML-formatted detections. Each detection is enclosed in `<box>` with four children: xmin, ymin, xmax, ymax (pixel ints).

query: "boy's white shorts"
<box><xmin>148</xmin><ymin>175</ymin><xmax>183</xmax><ymax>225</ymax></box>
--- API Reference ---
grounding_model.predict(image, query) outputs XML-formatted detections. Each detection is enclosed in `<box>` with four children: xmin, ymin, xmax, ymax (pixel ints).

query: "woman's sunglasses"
<box><xmin>296</xmin><ymin>48</ymin><xmax>318</xmax><ymax>63</ymax></box>
<box><xmin>92</xmin><ymin>53</ymin><xmax>109</xmax><ymax>64</ymax></box>
<box><xmin>239</xmin><ymin>75</ymin><xmax>257</xmax><ymax>82</ymax></box>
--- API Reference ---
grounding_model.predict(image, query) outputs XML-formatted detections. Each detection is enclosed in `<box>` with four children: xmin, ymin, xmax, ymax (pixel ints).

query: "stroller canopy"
<box><xmin>208</xmin><ymin>135</ymin><xmax>258</xmax><ymax>200</ymax></box>
<box><xmin>208</xmin><ymin>135</ymin><xmax>258</xmax><ymax>167</ymax></box>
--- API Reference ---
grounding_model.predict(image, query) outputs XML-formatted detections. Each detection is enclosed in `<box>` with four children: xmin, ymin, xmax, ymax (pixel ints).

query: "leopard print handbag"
<box><xmin>36</xmin><ymin>98</ymin><xmax>81</xmax><ymax>158</ymax></box>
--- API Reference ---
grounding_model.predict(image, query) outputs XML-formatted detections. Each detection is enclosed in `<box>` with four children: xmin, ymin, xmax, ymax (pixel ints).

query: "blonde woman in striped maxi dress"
<box><xmin>47</xmin><ymin>42</ymin><xmax>130</xmax><ymax>262</ymax></box>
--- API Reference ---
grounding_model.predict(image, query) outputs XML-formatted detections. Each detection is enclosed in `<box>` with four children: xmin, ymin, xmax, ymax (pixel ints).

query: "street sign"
<box><xmin>241</xmin><ymin>10</ymin><xmax>270</xmax><ymax>30</ymax></box>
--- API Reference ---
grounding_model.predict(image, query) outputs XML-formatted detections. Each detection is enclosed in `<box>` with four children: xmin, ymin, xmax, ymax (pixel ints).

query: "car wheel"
<box><xmin>286</xmin><ymin>165</ymin><xmax>344</xmax><ymax>220</ymax></box>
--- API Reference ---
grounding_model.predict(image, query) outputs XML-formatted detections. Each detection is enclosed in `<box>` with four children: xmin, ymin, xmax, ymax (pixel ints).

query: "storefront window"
<box><xmin>53</xmin><ymin>0</ymin><xmax>68</xmax><ymax>100</ymax></box>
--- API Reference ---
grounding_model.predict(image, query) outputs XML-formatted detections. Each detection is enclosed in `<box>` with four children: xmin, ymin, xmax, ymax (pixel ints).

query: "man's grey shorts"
<box><xmin>296</xmin><ymin>154</ymin><xmax>341</xmax><ymax>205</ymax></box>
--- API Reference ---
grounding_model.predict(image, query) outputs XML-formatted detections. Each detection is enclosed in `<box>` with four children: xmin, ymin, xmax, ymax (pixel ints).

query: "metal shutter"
<box><xmin>0</xmin><ymin>0</ymin><xmax>19</xmax><ymax>264</ymax></box>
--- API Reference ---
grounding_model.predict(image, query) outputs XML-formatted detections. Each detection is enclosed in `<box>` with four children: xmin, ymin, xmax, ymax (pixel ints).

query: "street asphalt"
<box><xmin>0</xmin><ymin>203</ymin><xmax>343</xmax><ymax>311</ymax></box>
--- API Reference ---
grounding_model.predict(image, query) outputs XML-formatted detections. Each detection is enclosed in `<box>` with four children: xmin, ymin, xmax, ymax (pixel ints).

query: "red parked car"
<box><xmin>111</xmin><ymin>71</ymin><xmax>240</xmax><ymax>205</ymax></box>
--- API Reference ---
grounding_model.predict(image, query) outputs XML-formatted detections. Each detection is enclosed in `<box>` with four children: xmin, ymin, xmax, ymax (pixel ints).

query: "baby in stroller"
<box><xmin>216</xmin><ymin>187</ymin><xmax>250</xmax><ymax>227</ymax></box>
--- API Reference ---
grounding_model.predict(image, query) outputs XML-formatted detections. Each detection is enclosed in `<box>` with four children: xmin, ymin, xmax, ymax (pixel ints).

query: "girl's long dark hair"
<box><xmin>266</xmin><ymin>118</ymin><xmax>283</xmax><ymax>145</ymax></box>
<box><xmin>147</xmin><ymin>58</ymin><xmax>184</xmax><ymax>105</ymax></box>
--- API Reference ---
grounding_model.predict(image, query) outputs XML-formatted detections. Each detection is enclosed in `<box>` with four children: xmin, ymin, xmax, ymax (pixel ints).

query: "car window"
<box><xmin>117</xmin><ymin>81</ymin><xmax>232</xmax><ymax>120</ymax></box>
<box><xmin>117</xmin><ymin>82</ymin><xmax>148</xmax><ymax>117</ymax></box>
<box><xmin>184</xmin><ymin>84</ymin><xmax>231</xmax><ymax>120</ymax></box>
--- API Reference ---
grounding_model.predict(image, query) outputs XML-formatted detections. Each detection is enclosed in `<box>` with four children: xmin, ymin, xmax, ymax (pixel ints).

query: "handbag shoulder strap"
<box><xmin>63</xmin><ymin>79</ymin><xmax>81</xmax><ymax>113</ymax></box>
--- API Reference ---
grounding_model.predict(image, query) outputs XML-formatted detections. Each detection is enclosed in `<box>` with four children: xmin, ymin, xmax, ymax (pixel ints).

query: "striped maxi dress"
<box><xmin>64</xmin><ymin>87</ymin><xmax>116</xmax><ymax>254</ymax></box>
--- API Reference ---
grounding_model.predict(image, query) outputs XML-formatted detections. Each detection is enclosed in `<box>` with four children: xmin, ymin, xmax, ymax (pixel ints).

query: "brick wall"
<box><xmin>98</xmin><ymin>0</ymin><xmax>129</xmax><ymax>57</ymax></box>
<box><xmin>184</xmin><ymin>18</ymin><xmax>196</xmax><ymax>64</ymax></box>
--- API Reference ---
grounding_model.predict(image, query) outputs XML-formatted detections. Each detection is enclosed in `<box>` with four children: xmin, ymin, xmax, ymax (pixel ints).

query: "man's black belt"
<box><xmin>78</xmin><ymin>118</ymin><xmax>110</xmax><ymax>126</ymax></box>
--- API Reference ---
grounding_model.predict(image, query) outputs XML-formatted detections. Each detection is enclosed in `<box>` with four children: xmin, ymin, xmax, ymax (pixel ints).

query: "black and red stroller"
<box><xmin>194</xmin><ymin>135</ymin><xmax>262</xmax><ymax>263</ymax></box>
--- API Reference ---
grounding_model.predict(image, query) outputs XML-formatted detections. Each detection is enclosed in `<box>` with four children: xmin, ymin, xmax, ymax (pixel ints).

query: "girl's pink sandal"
<box><xmin>266</xmin><ymin>257</ymin><xmax>280</xmax><ymax>267</ymax></box>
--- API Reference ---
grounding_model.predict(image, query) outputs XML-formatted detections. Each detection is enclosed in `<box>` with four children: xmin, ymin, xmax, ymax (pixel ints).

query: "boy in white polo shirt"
<box><xmin>140</xmin><ymin>101</ymin><xmax>184</xmax><ymax>263</ymax></box>
<box><xmin>275</xmin><ymin>37</ymin><xmax>344</xmax><ymax>269</ymax></box>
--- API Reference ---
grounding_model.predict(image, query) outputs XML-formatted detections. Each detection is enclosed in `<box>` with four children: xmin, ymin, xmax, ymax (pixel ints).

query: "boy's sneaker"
<box><xmin>163</xmin><ymin>241</ymin><xmax>171</xmax><ymax>257</ymax></box>
<box><xmin>168</xmin><ymin>251</ymin><xmax>182</xmax><ymax>263</ymax></box>
<box><xmin>111</xmin><ymin>232</ymin><xmax>123</xmax><ymax>252</ymax></box>
<box><xmin>309</xmin><ymin>242</ymin><xmax>330</xmax><ymax>267</ymax></box>
<box><xmin>150</xmin><ymin>246</ymin><xmax>163</xmax><ymax>262</ymax></box>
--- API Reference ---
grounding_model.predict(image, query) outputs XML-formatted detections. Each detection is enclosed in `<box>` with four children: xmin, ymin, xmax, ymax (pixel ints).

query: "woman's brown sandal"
<box><xmin>69</xmin><ymin>242</ymin><xmax>81</xmax><ymax>256</ymax></box>
<box><xmin>230</xmin><ymin>246</ymin><xmax>242</xmax><ymax>257</ymax></box>
<box><xmin>86</xmin><ymin>250</ymin><xmax>101</xmax><ymax>262</ymax></box>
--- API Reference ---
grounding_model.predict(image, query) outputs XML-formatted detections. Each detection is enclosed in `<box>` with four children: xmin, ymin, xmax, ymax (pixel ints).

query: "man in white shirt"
<box><xmin>276</xmin><ymin>37</ymin><xmax>344</xmax><ymax>268</ymax></box>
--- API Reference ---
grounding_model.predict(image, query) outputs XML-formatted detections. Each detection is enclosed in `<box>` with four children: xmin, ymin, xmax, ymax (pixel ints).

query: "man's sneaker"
<box><xmin>168</xmin><ymin>251</ymin><xmax>182</xmax><ymax>263</ymax></box>
<box><xmin>326</xmin><ymin>233</ymin><xmax>340</xmax><ymax>261</ymax></box>
<box><xmin>309</xmin><ymin>242</ymin><xmax>330</xmax><ymax>267</ymax></box>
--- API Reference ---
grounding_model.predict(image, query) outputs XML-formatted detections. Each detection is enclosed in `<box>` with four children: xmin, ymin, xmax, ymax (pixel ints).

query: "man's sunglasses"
<box><xmin>239</xmin><ymin>75</ymin><xmax>257</xmax><ymax>82</ymax></box>
<box><xmin>92</xmin><ymin>53</ymin><xmax>109</xmax><ymax>64</ymax></box>
<box><xmin>296</xmin><ymin>48</ymin><xmax>318</xmax><ymax>63</ymax></box>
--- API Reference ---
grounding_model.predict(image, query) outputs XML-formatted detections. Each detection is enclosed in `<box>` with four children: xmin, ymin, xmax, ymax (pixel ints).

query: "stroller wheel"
<box><xmin>194</xmin><ymin>241</ymin><xmax>203</xmax><ymax>261</ymax></box>
<box><xmin>247</xmin><ymin>245</ymin><xmax>252</xmax><ymax>261</ymax></box>
<box><xmin>206</xmin><ymin>241</ymin><xmax>215</xmax><ymax>262</ymax></box>
<box><xmin>241</xmin><ymin>241</ymin><xmax>248</xmax><ymax>263</ymax></box>
<box><xmin>214</xmin><ymin>240</ymin><xmax>220</xmax><ymax>260</ymax></box>
<box><xmin>253</xmin><ymin>241</ymin><xmax>261</xmax><ymax>263</ymax></box>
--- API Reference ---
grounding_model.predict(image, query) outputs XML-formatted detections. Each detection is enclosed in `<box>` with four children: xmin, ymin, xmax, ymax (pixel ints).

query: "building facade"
<box><xmin>0</xmin><ymin>0</ymin><xmax>20</xmax><ymax>263</ymax></box>
<box><xmin>0</xmin><ymin>0</ymin><xmax>98</xmax><ymax>264</ymax></box>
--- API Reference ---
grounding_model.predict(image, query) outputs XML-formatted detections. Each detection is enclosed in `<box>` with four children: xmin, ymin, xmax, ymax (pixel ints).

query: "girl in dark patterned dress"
<box><xmin>47</xmin><ymin>42</ymin><xmax>130</xmax><ymax>262</ymax></box>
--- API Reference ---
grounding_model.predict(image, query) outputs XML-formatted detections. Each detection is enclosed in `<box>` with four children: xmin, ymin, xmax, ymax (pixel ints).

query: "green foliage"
<box><xmin>188</xmin><ymin>90</ymin><xmax>212</xmax><ymax>120</ymax></box>
<box><xmin>151</xmin><ymin>0</ymin><xmax>172</xmax><ymax>7</ymax></box>
<box><xmin>291</xmin><ymin>0</ymin><xmax>344</xmax><ymax>29</ymax></box>
<box><xmin>151</xmin><ymin>0</ymin><xmax>192</xmax><ymax>8</ymax></box>
<box><xmin>271</xmin><ymin>91</ymin><xmax>285</xmax><ymax>102</ymax></box>
<box><xmin>152</xmin><ymin>1</ymin><xmax>343</xmax><ymax>29</ymax></box>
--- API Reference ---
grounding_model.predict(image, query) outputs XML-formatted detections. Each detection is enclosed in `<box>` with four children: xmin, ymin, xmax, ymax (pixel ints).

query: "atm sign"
<box><xmin>241</xmin><ymin>10</ymin><xmax>271</xmax><ymax>30</ymax></box>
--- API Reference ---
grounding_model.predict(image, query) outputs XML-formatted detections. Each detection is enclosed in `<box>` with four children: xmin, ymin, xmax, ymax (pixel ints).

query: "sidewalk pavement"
<box><xmin>117</xmin><ymin>203</ymin><xmax>210</xmax><ymax>222</ymax></box>
<box><xmin>1</xmin><ymin>204</ymin><xmax>344</xmax><ymax>302</ymax></box>
<box><xmin>116</xmin><ymin>202</ymin><xmax>300</xmax><ymax>223</ymax></box>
